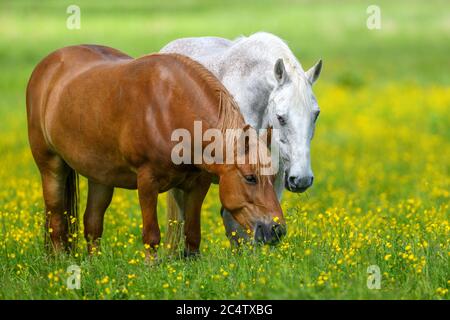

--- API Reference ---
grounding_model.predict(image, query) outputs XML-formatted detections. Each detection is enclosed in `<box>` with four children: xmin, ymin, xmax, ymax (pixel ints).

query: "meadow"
<box><xmin>0</xmin><ymin>0</ymin><xmax>449</xmax><ymax>299</ymax></box>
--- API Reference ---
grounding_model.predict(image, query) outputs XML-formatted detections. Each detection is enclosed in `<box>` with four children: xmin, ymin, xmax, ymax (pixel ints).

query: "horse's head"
<box><xmin>216</xmin><ymin>127</ymin><xmax>285</xmax><ymax>245</ymax></box>
<box><xmin>266</xmin><ymin>58</ymin><xmax>322</xmax><ymax>193</ymax></box>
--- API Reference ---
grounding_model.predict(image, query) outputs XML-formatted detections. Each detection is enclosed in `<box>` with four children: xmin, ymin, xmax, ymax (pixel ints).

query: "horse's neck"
<box><xmin>204</xmin><ymin>47</ymin><xmax>275</xmax><ymax>130</ymax></box>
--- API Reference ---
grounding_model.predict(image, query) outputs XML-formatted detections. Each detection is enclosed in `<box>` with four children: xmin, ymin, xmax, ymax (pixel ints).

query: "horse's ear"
<box><xmin>306</xmin><ymin>59</ymin><xmax>322</xmax><ymax>84</ymax></box>
<box><xmin>274</xmin><ymin>58</ymin><xmax>287</xmax><ymax>85</ymax></box>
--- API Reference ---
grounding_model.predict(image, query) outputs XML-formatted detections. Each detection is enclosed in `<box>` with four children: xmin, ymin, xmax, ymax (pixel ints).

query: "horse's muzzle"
<box><xmin>285</xmin><ymin>174</ymin><xmax>314</xmax><ymax>193</ymax></box>
<box><xmin>254</xmin><ymin>221</ymin><xmax>287</xmax><ymax>245</ymax></box>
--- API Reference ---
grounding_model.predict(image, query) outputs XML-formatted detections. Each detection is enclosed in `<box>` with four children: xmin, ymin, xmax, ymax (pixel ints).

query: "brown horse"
<box><xmin>26</xmin><ymin>45</ymin><xmax>286</xmax><ymax>257</ymax></box>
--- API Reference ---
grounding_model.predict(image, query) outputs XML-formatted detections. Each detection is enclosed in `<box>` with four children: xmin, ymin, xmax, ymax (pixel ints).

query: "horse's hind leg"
<box><xmin>40</xmin><ymin>156</ymin><xmax>72</xmax><ymax>252</ymax></box>
<box><xmin>83</xmin><ymin>180</ymin><xmax>114</xmax><ymax>254</ymax></box>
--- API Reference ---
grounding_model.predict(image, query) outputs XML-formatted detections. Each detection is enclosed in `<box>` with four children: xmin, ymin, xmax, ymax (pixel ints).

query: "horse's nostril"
<box><xmin>272</xmin><ymin>223</ymin><xmax>287</xmax><ymax>239</ymax></box>
<box><xmin>254</xmin><ymin>222</ymin><xmax>286</xmax><ymax>245</ymax></box>
<box><xmin>288</xmin><ymin>176</ymin><xmax>300</xmax><ymax>190</ymax></box>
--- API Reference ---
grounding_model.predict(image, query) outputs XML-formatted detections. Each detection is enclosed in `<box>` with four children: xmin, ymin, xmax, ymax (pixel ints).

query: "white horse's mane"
<box><xmin>232</xmin><ymin>32</ymin><xmax>306</xmax><ymax>75</ymax></box>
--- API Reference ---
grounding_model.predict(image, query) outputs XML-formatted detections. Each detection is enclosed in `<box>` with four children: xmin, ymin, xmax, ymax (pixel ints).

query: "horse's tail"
<box><xmin>165</xmin><ymin>189</ymin><xmax>184</xmax><ymax>255</ymax></box>
<box><xmin>65</xmin><ymin>169</ymin><xmax>79</xmax><ymax>251</ymax></box>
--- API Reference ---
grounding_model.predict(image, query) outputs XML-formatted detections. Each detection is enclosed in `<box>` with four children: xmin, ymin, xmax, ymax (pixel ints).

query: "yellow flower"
<box><xmin>100</xmin><ymin>276</ymin><xmax>109</xmax><ymax>284</ymax></box>
<box><xmin>384</xmin><ymin>254</ymin><xmax>392</xmax><ymax>261</ymax></box>
<box><xmin>436</xmin><ymin>287</ymin><xmax>448</xmax><ymax>296</ymax></box>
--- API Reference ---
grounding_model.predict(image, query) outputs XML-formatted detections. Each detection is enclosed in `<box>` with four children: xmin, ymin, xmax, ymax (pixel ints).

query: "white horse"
<box><xmin>161</xmin><ymin>32</ymin><xmax>322</xmax><ymax>247</ymax></box>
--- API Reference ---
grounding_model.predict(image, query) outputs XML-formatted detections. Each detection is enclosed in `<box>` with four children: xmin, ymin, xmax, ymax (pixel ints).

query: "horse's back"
<box><xmin>26</xmin><ymin>45</ymin><xmax>133</xmax><ymax>176</ymax></box>
<box><xmin>26</xmin><ymin>45</ymin><xmax>131</xmax><ymax>124</ymax></box>
<box><xmin>160</xmin><ymin>36</ymin><xmax>234</xmax><ymax>72</ymax></box>
<box><xmin>161</xmin><ymin>36</ymin><xmax>232</xmax><ymax>57</ymax></box>
<box><xmin>26</xmin><ymin>46</ymin><xmax>227</xmax><ymax>188</ymax></box>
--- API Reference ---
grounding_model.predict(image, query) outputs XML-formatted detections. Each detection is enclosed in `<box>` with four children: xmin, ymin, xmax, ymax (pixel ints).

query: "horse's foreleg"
<box><xmin>83</xmin><ymin>180</ymin><xmax>114</xmax><ymax>255</ymax></box>
<box><xmin>137</xmin><ymin>167</ymin><xmax>160</xmax><ymax>261</ymax></box>
<box><xmin>183</xmin><ymin>174</ymin><xmax>211</xmax><ymax>257</ymax></box>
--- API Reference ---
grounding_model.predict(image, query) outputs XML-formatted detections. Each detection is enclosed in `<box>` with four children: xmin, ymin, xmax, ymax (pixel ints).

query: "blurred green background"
<box><xmin>0</xmin><ymin>0</ymin><xmax>449</xmax><ymax>299</ymax></box>
<box><xmin>1</xmin><ymin>0</ymin><xmax>449</xmax><ymax>87</ymax></box>
<box><xmin>1</xmin><ymin>0</ymin><xmax>449</xmax><ymax>124</ymax></box>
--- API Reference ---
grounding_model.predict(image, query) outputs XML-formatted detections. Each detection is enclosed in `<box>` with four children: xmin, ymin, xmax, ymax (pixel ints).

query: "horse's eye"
<box><xmin>313</xmin><ymin>111</ymin><xmax>320</xmax><ymax>122</ymax></box>
<box><xmin>244</xmin><ymin>174</ymin><xmax>257</xmax><ymax>185</ymax></box>
<box><xmin>277</xmin><ymin>115</ymin><xmax>286</xmax><ymax>126</ymax></box>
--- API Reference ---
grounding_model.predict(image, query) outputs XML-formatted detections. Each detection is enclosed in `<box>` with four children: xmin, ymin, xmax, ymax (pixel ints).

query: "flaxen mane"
<box><xmin>135</xmin><ymin>53</ymin><xmax>268</xmax><ymax>176</ymax></box>
<box><xmin>167</xmin><ymin>53</ymin><xmax>245</xmax><ymax>131</ymax></box>
<box><xmin>169</xmin><ymin>54</ymin><xmax>269</xmax><ymax>176</ymax></box>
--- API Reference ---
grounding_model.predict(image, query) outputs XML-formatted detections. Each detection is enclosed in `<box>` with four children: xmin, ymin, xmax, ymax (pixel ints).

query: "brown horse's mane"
<box><xmin>164</xmin><ymin>53</ymin><xmax>244</xmax><ymax>132</ymax></box>
<box><xmin>165</xmin><ymin>53</ymin><xmax>268</xmax><ymax>177</ymax></box>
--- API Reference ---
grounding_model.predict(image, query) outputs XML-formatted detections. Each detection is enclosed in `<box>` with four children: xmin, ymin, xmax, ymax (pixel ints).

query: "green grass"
<box><xmin>0</xmin><ymin>0</ymin><xmax>449</xmax><ymax>299</ymax></box>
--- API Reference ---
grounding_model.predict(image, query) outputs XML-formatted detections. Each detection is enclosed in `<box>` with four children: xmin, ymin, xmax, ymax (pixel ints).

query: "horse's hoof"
<box><xmin>145</xmin><ymin>253</ymin><xmax>160</xmax><ymax>266</ymax></box>
<box><xmin>183</xmin><ymin>249</ymin><xmax>200</xmax><ymax>259</ymax></box>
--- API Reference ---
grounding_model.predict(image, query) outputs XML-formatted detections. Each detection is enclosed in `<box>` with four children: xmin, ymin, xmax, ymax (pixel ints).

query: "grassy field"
<box><xmin>0</xmin><ymin>0</ymin><xmax>449</xmax><ymax>299</ymax></box>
